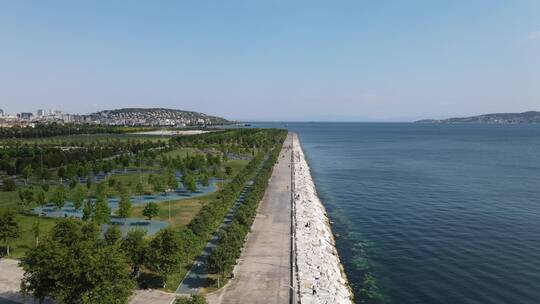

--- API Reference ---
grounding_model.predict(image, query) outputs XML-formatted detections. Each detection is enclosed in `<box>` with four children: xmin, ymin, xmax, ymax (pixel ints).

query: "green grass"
<box><xmin>0</xmin><ymin>189</ymin><xmax>57</xmax><ymax>258</ymax></box>
<box><xmin>3</xmin><ymin>215</ymin><xmax>57</xmax><ymax>258</ymax></box>
<box><xmin>0</xmin><ymin>133</ymin><xmax>170</xmax><ymax>145</ymax></box>
<box><xmin>0</xmin><ymin>190</ymin><xmax>21</xmax><ymax>210</ymax></box>
<box><xmin>225</xmin><ymin>160</ymin><xmax>249</xmax><ymax>176</ymax></box>
<box><xmin>132</xmin><ymin>191</ymin><xmax>220</xmax><ymax>228</ymax></box>
<box><xmin>162</xmin><ymin>147</ymin><xmax>201</xmax><ymax>159</ymax></box>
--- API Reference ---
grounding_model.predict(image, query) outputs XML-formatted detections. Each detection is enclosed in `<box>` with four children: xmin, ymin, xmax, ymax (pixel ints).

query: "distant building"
<box><xmin>37</xmin><ymin>109</ymin><xmax>44</xmax><ymax>117</ymax></box>
<box><xmin>0</xmin><ymin>109</ymin><xmax>3</xmax><ymax>117</ymax></box>
<box><xmin>18</xmin><ymin>112</ymin><xmax>33</xmax><ymax>119</ymax></box>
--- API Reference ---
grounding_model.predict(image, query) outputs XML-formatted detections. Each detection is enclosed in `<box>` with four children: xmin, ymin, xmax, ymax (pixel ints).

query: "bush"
<box><xmin>176</xmin><ymin>295</ymin><xmax>207</xmax><ymax>304</ymax></box>
<box><xmin>2</xmin><ymin>177</ymin><xmax>16</xmax><ymax>191</ymax></box>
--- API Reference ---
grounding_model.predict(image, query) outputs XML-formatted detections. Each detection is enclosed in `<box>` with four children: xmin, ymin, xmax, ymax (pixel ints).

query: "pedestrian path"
<box><xmin>206</xmin><ymin>133</ymin><xmax>293</xmax><ymax>304</ymax></box>
<box><xmin>176</xmin><ymin>180</ymin><xmax>254</xmax><ymax>294</ymax></box>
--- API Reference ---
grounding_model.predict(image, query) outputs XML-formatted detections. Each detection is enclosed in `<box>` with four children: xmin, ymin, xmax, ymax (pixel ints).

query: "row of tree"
<box><xmin>19</xmin><ymin>219</ymin><xmax>186</xmax><ymax>304</ymax></box>
<box><xmin>0</xmin><ymin>123</ymin><xmax>153</xmax><ymax>139</ymax></box>
<box><xmin>207</xmin><ymin>131</ymin><xmax>285</xmax><ymax>278</ymax></box>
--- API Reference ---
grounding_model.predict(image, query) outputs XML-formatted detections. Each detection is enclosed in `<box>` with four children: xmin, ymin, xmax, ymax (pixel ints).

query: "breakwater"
<box><xmin>292</xmin><ymin>134</ymin><xmax>353</xmax><ymax>304</ymax></box>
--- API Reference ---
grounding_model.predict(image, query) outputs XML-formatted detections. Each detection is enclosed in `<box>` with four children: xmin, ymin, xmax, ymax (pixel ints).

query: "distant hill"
<box><xmin>87</xmin><ymin>108</ymin><xmax>231</xmax><ymax>126</ymax></box>
<box><xmin>416</xmin><ymin>111</ymin><xmax>540</xmax><ymax>124</ymax></box>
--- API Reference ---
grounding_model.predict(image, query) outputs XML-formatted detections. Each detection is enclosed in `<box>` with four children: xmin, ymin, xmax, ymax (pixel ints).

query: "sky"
<box><xmin>0</xmin><ymin>0</ymin><xmax>539</xmax><ymax>121</ymax></box>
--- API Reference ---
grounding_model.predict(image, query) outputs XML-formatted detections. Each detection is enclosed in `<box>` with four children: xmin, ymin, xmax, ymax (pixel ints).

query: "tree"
<box><xmin>152</xmin><ymin>176</ymin><xmax>165</xmax><ymax>193</ymax></box>
<box><xmin>20</xmin><ymin>220</ymin><xmax>135</xmax><ymax>304</ymax></box>
<box><xmin>86</xmin><ymin>177</ymin><xmax>93</xmax><ymax>190</ymax></box>
<box><xmin>57</xmin><ymin>166</ymin><xmax>67</xmax><ymax>183</ymax></box>
<box><xmin>72</xmin><ymin>184</ymin><xmax>87</xmax><ymax>210</ymax></box>
<box><xmin>121</xmin><ymin>229</ymin><xmax>147</xmax><ymax>278</ymax></box>
<box><xmin>145</xmin><ymin>228</ymin><xmax>183</xmax><ymax>286</ymax></box>
<box><xmin>135</xmin><ymin>181</ymin><xmax>145</xmax><ymax>197</ymax></box>
<box><xmin>35</xmin><ymin>190</ymin><xmax>46</xmax><ymax>207</ymax></box>
<box><xmin>225</xmin><ymin>166</ymin><xmax>233</xmax><ymax>176</ymax></box>
<box><xmin>200</xmin><ymin>174</ymin><xmax>210</xmax><ymax>187</ymax></box>
<box><xmin>2</xmin><ymin>177</ymin><xmax>16</xmax><ymax>191</ymax></box>
<box><xmin>22</xmin><ymin>165</ymin><xmax>33</xmax><ymax>185</ymax></box>
<box><xmin>183</xmin><ymin>174</ymin><xmax>197</xmax><ymax>192</ymax></box>
<box><xmin>69</xmin><ymin>178</ymin><xmax>78</xmax><ymax>189</ymax></box>
<box><xmin>82</xmin><ymin>201</ymin><xmax>93</xmax><ymax>222</ymax></box>
<box><xmin>50</xmin><ymin>185</ymin><xmax>67</xmax><ymax>209</ymax></box>
<box><xmin>80</xmin><ymin>245</ymin><xmax>135</xmax><ymax>304</ymax></box>
<box><xmin>2</xmin><ymin>177</ymin><xmax>17</xmax><ymax>192</ymax></box>
<box><xmin>166</xmin><ymin>169</ymin><xmax>177</xmax><ymax>190</ymax></box>
<box><xmin>95</xmin><ymin>182</ymin><xmax>108</xmax><ymax>199</ymax></box>
<box><xmin>32</xmin><ymin>221</ymin><xmax>41</xmax><ymax>246</ymax></box>
<box><xmin>18</xmin><ymin>188</ymin><xmax>34</xmax><ymax>208</ymax></box>
<box><xmin>117</xmin><ymin>191</ymin><xmax>132</xmax><ymax>219</ymax></box>
<box><xmin>37</xmin><ymin>168</ymin><xmax>51</xmax><ymax>182</ymax></box>
<box><xmin>104</xmin><ymin>226</ymin><xmax>122</xmax><ymax>246</ymax></box>
<box><xmin>0</xmin><ymin>209</ymin><xmax>20</xmax><ymax>256</ymax></box>
<box><xmin>93</xmin><ymin>197</ymin><xmax>111</xmax><ymax>225</ymax></box>
<box><xmin>142</xmin><ymin>202</ymin><xmax>159</xmax><ymax>220</ymax></box>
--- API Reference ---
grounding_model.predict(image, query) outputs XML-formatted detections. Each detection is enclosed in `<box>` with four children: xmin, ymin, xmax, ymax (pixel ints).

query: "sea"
<box><xmin>252</xmin><ymin>122</ymin><xmax>540</xmax><ymax>304</ymax></box>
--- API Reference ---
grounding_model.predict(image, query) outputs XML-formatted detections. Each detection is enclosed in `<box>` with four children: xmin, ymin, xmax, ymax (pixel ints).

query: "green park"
<box><xmin>0</xmin><ymin>126</ymin><xmax>286</xmax><ymax>304</ymax></box>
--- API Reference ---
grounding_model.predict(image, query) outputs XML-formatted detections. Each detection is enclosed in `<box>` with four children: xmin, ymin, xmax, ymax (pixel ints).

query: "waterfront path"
<box><xmin>206</xmin><ymin>133</ymin><xmax>293</xmax><ymax>304</ymax></box>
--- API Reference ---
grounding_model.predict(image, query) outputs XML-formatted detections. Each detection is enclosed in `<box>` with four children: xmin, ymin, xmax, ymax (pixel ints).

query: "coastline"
<box><xmin>292</xmin><ymin>134</ymin><xmax>354</xmax><ymax>303</ymax></box>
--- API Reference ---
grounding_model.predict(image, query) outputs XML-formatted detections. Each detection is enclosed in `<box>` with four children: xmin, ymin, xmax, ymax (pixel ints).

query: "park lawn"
<box><xmin>0</xmin><ymin>189</ymin><xmax>58</xmax><ymax>258</ymax></box>
<box><xmin>0</xmin><ymin>190</ymin><xmax>21</xmax><ymax>210</ymax></box>
<box><xmin>4</xmin><ymin>215</ymin><xmax>57</xmax><ymax>258</ymax></box>
<box><xmin>131</xmin><ymin>191</ymin><xmax>220</xmax><ymax>228</ymax></box>
<box><xmin>0</xmin><ymin>133</ymin><xmax>170</xmax><ymax>145</ymax></box>
<box><xmin>225</xmin><ymin>159</ymin><xmax>249</xmax><ymax>176</ymax></box>
<box><xmin>161</xmin><ymin>147</ymin><xmax>201</xmax><ymax>159</ymax></box>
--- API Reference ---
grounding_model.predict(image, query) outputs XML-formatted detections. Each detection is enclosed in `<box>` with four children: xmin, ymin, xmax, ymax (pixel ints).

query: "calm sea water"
<box><xmin>254</xmin><ymin>122</ymin><xmax>540</xmax><ymax>304</ymax></box>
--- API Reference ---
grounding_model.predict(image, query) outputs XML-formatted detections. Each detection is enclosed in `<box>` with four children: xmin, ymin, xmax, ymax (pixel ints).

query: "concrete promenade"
<box><xmin>207</xmin><ymin>133</ymin><xmax>293</xmax><ymax>304</ymax></box>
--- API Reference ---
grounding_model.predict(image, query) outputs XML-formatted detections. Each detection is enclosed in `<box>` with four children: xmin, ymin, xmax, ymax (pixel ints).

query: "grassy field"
<box><xmin>0</xmin><ymin>133</ymin><xmax>171</xmax><ymax>145</ymax></box>
<box><xmin>162</xmin><ymin>147</ymin><xmax>201</xmax><ymax>158</ymax></box>
<box><xmin>132</xmin><ymin>191</ymin><xmax>218</xmax><ymax>228</ymax></box>
<box><xmin>0</xmin><ymin>190</ymin><xmax>21</xmax><ymax>210</ymax></box>
<box><xmin>130</xmin><ymin>160</ymin><xmax>248</xmax><ymax>228</ymax></box>
<box><xmin>2</xmin><ymin>215</ymin><xmax>58</xmax><ymax>258</ymax></box>
<box><xmin>0</xmin><ymin>157</ymin><xmax>249</xmax><ymax>260</ymax></box>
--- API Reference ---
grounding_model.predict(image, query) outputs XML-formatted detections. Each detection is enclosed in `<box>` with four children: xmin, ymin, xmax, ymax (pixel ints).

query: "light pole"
<box><xmin>40</xmin><ymin>147</ymin><xmax>44</xmax><ymax>184</ymax></box>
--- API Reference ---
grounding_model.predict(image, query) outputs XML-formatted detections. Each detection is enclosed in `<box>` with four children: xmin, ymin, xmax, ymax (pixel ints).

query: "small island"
<box><xmin>416</xmin><ymin>111</ymin><xmax>540</xmax><ymax>124</ymax></box>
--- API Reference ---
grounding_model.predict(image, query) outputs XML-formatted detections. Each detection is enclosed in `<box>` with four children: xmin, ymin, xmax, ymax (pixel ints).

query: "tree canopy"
<box><xmin>20</xmin><ymin>219</ymin><xmax>135</xmax><ymax>304</ymax></box>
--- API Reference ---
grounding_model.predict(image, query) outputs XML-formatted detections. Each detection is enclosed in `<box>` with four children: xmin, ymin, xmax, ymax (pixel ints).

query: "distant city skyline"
<box><xmin>1</xmin><ymin>1</ymin><xmax>539</xmax><ymax>122</ymax></box>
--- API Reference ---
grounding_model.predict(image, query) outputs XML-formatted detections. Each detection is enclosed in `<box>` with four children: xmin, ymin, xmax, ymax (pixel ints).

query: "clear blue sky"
<box><xmin>1</xmin><ymin>1</ymin><xmax>539</xmax><ymax>121</ymax></box>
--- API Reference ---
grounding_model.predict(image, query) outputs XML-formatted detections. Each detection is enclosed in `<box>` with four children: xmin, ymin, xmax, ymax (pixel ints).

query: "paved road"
<box><xmin>206</xmin><ymin>133</ymin><xmax>293</xmax><ymax>304</ymax></box>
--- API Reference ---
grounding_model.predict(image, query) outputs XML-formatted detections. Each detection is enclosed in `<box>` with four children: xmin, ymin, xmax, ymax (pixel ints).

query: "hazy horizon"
<box><xmin>1</xmin><ymin>1</ymin><xmax>539</xmax><ymax>121</ymax></box>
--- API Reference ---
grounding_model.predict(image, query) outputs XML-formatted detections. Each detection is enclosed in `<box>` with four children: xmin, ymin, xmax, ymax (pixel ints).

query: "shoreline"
<box><xmin>292</xmin><ymin>134</ymin><xmax>354</xmax><ymax>303</ymax></box>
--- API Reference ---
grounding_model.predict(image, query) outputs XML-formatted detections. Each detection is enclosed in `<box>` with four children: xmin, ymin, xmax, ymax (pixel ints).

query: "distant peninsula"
<box><xmin>89</xmin><ymin>107</ymin><xmax>231</xmax><ymax>126</ymax></box>
<box><xmin>416</xmin><ymin>111</ymin><xmax>540</xmax><ymax>124</ymax></box>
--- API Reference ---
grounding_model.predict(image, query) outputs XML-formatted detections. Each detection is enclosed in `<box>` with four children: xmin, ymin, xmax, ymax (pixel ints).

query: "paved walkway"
<box><xmin>176</xmin><ymin>184</ymin><xmax>253</xmax><ymax>294</ymax></box>
<box><xmin>0</xmin><ymin>259</ymin><xmax>53</xmax><ymax>304</ymax></box>
<box><xmin>206</xmin><ymin>133</ymin><xmax>293</xmax><ymax>304</ymax></box>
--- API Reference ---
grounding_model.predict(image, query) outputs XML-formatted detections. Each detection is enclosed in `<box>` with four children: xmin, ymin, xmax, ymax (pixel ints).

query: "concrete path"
<box><xmin>129</xmin><ymin>290</ymin><xmax>176</xmax><ymax>304</ymax></box>
<box><xmin>0</xmin><ymin>259</ymin><xmax>54</xmax><ymax>304</ymax></box>
<box><xmin>206</xmin><ymin>133</ymin><xmax>293</xmax><ymax>304</ymax></box>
